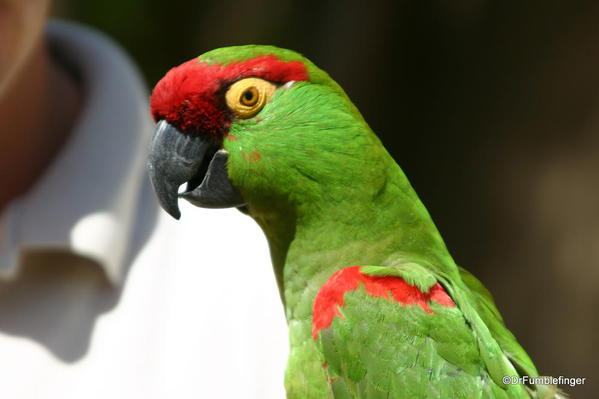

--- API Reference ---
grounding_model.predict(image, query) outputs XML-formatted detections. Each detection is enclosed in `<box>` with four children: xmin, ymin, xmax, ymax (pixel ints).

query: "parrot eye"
<box><xmin>240</xmin><ymin>87</ymin><xmax>259</xmax><ymax>106</ymax></box>
<box><xmin>225</xmin><ymin>77</ymin><xmax>277</xmax><ymax>119</ymax></box>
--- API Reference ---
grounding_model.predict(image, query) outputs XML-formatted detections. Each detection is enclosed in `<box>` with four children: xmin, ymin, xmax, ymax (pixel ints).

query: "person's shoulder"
<box><xmin>18</xmin><ymin>20</ymin><xmax>160</xmax><ymax>283</ymax></box>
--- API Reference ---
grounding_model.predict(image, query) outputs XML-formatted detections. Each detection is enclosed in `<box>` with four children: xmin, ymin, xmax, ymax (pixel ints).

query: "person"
<box><xmin>0</xmin><ymin>2</ymin><xmax>287</xmax><ymax>398</ymax></box>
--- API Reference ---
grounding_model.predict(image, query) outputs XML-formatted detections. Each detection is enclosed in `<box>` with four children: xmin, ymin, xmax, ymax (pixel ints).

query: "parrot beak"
<box><xmin>147</xmin><ymin>120</ymin><xmax>245</xmax><ymax>219</ymax></box>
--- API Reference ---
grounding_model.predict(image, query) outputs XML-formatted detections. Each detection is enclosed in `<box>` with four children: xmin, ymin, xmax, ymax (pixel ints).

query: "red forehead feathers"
<box><xmin>150</xmin><ymin>55</ymin><xmax>309</xmax><ymax>136</ymax></box>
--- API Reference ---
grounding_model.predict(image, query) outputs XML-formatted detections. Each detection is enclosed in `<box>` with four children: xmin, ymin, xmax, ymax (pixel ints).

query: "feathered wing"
<box><xmin>312</xmin><ymin>264</ymin><xmax>543</xmax><ymax>399</ymax></box>
<box><xmin>458</xmin><ymin>267</ymin><xmax>566</xmax><ymax>399</ymax></box>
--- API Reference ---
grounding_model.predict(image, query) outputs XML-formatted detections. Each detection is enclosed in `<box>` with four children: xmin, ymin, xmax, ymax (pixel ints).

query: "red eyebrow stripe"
<box><xmin>149</xmin><ymin>55</ymin><xmax>309</xmax><ymax>135</ymax></box>
<box><xmin>214</xmin><ymin>54</ymin><xmax>309</xmax><ymax>83</ymax></box>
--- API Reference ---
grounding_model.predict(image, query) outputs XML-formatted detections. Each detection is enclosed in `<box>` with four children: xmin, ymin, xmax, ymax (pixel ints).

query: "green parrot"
<box><xmin>147</xmin><ymin>45</ymin><xmax>563</xmax><ymax>399</ymax></box>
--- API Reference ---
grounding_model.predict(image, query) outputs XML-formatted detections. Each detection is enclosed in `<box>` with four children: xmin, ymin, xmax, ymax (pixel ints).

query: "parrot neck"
<box><xmin>254</xmin><ymin>151</ymin><xmax>457</xmax><ymax>319</ymax></box>
<box><xmin>253</xmin><ymin>152</ymin><xmax>459</xmax><ymax>392</ymax></box>
<box><xmin>250</xmin><ymin>141</ymin><xmax>459</xmax><ymax>393</ymax></box>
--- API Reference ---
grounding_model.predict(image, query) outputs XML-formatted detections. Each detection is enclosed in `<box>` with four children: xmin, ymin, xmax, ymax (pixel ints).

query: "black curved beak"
<box><xmin>147</xmin><ymin>120</ymin><xmax>245</xmax><ymax>219</ymax></box>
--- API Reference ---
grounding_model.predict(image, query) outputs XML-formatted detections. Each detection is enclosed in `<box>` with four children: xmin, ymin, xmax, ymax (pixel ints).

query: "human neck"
<box><xmin>0</xmin><ymin>40</ymin><xmax>81</xmax><ymax>213</ymax></box>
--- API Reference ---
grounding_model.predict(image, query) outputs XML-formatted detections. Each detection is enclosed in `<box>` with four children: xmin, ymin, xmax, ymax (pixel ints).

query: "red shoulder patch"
<box><xmin>312</xmin><ymin>266</ymin><xmax>455</xmax><ymax>340</ymax></box>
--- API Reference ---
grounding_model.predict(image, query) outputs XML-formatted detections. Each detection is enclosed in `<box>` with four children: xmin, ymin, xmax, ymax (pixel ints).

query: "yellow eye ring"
<box><xmin>226</xmin><ymin>77</ymin><xmax>277</xmax><ymax>119</ymax></box>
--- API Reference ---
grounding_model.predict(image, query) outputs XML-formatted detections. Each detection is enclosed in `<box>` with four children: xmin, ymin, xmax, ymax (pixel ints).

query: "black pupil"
<box><xmin>243</xmin><ymin>89</ymin><xmax>255</xmax><ymax>102</ymax></box>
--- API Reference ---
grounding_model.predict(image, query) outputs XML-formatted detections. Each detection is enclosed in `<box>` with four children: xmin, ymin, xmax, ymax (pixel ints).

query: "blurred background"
<box><xmin>53</xmin><ymin>1</ymin><xmax>599</xmax><ymax>397</ymax></box>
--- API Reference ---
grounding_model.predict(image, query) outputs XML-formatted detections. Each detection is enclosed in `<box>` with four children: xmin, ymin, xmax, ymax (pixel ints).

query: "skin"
<box><xmin>0</xmin><ymin>0</ymin><xmax>81</xmax><ymax>213</ymax></box>
<box><xmin>149</xmin><ymin>46</ymin><xmax>562</xmax><ymax>398</ymax></box>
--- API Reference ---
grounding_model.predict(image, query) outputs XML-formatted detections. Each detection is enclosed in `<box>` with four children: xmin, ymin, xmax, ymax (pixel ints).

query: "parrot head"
<box><xmin>148</xmin><ymin>45</ymin><xmax>387</xmax><ymax>221</ymax></box>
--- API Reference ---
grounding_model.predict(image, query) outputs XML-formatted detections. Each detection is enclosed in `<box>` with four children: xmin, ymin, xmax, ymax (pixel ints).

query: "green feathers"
<box><xmin>173</xmin><ymin>46</ymin><xmax>558</xmax><ymax>398</ymax></box>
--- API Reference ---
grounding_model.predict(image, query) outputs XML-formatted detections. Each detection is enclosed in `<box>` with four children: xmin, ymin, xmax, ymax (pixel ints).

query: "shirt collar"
<box><xmin>0</xmin><ymin>20</ymin><xmax>154</xmax><ymax>284</ymax></box>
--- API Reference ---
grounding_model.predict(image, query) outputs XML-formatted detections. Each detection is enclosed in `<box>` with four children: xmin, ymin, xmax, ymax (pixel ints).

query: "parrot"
<box><xmin>146</xmin><ymin>45</ymin><xmax>563</xmax><ymax>399</ymax></box>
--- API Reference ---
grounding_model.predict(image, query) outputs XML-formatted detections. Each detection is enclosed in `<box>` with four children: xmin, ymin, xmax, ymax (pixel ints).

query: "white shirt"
<box><xmin>0</xmin><ymin>20</ymin><xmax>288</xmax><ymax>399</ymax></box>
